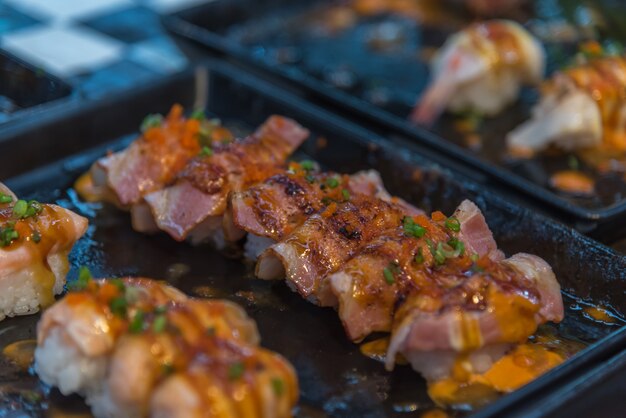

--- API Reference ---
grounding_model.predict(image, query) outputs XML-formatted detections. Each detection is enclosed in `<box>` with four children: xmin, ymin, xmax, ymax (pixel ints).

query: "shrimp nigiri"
<box><xmin>507</xmin><ymin>52</ymin><xmax>626</xmax><ymax>156</ymax></box>
<box><xmin>411</xmin><ymin>20</ymin><xmax>545</xmax><ymax>125</ymax></box>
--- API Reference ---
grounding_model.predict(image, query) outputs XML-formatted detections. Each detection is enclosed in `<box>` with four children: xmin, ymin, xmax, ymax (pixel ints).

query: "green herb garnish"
<box><xmin>325</xmin><ymin>177</ymin><xmax>340</xmax><ymax>189</ymax></box>
<box><xmin>199</xmin><ymin>146</ymin><xmax>213</xmax><ymax>157</ymax></box>
<box><xmin>12</xmin><ymin>200</ymin><xmax>27</xmax><ymax>218</ymax></box>
<box><xmin>0</xmin><ymin>224</ymin><xmax>18</xmax><ymax>247</ymax></box>
<box><xmin>414</xmin><ymin>247</ymin><xmax>424</xmax><ymax>264</ymax></box>
<box><xmin>152</xmin><ymin>314</ymin><xmax>167</xmax><ymax>333</ymax></box>
<box><xmin>12</xmin><ymin>200</ymin><xmax>42</xmax><ymax>219</ymax></box>
<box><xmin>71</xmin><ymin>266</ymin><xmax>93</xmax><ymax>291</ymax></box>
<box><xmin>403</xmin><ymin>216</ymin><xmax>426</xmax><ymax>238</ymax></box>
<box><xmin>341</xmin><ymin>189</ymin><xmax>351</xmax><ymax>201</ymax></box>
<box><xmin>141</xmin><ymin>114</ymin><xmax>163</xmax><ymax>132</ymax></box>
<box><xmin>0</xmin><ymin>193</ymin><xmax>13</xmax><ymax>204</ymax></box>
<box><xmin>129</xmin><ymin>311</ymin><xmax>145</xmax><ymax>333</ymax></box>
<box><xmin>300</xmin><ymin>160</ymin><xmax>315</xmax><ymax>172</ymax></box>
<box><xmin>228</xmin><ymin>362</ymin><xmax>245</xmax><ymax>380</ymax></box>
<box><xmin>271</xmin><ymin>378</ymin><xmax>285</xmax><ymax>396</ymax></box>
<box><xmin>109</xmin><ymin>297</ymin><xmax>128</xmax><ymax>317</ymax></box>
<box><xmin>444</xmin><ymin>217</ymin><xmax>461</xmax><ymax>232</ymax></box>
<box><xmin>383</xmin><ymin>262</ymin><xmax>400</xmax><ymax>285</ymax></box>
<box><xmin>190</xmin><ymin>109</ymin><xmax>205</xmax><ymax>120</ymax></box>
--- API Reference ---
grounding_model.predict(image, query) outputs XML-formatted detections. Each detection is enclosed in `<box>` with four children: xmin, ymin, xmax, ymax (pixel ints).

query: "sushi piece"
<box><xmin>35</xmin><ymin>276</ymin><xmax>298</xmax><ymax>418</ymax></box>
<box><xmin>143</xmin><ymin>116</ymin><xmax>309</xmax><ymax>246</ymax></box>
<box><xmin>228</xmin><ymin>165</ymin><xmax>417</xmax><ymax>260</ymax></box>
<box><xmin>150</xmin><ymin>340</ymin><xmax>298</xmax><ymax>418</ymax></box>
<box><xmin>82</xmin><ymin>105</ymin><xmax>232</xmax><ymax>208</ymax></box>
<box><xmin>507</xmin><ymin>53</ymin><xmax>626</xmax><ymax>156</ymax></box>
<box><xmin>255</xmin><ymin>194</ymin><xmax>414</xmax><ymax>306</ymax></box>
<box><xmin>0</xmin><ymin>183</ymin><xmax>87</xmax><ymax>321</ymax></box>
<box><xmin>329</xmin><ymin>200</ymin><xmax>499</xmax><ymax>342</ymax></box>
<box><xmin>87</xmin><ymin>298</ymin><xmax>263</xmax><ymax>418</ymax></box>
<box><xmin>385</xmin><ymin>252</ymin><xmax>563</xmax><ymax>381</ymax></box>
<box><xmin>411</xmin><ymin>20</ymin><xmax>545</xmax><ymax>125</ymax></box>
<box><xmin>35</xmin><ymin>277</ymin><xmax>187</xmax><ymax>396</ymax></box>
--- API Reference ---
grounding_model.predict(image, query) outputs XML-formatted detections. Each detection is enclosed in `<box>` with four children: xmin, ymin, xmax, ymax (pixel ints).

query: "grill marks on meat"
<box><xmin>256</xmin><ymin>195</ymin><xmax>409</xmax><ymax>306</ymax></box>
<box><xmin>230</xmin><ymin>169</ymin><xmax>397</xmax><ymax>242</ymax></box>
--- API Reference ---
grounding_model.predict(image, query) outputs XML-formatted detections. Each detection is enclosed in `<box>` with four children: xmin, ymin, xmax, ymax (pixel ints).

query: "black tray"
<box><xmin>164</xmin><ymin>0</ymin><xmax>626</xmax><ymax>232</ymax></box>
<box><xmin>0</xmin><ymin>51</ymin><xmax>72</xmax><ymax>125</ymax></box>
<box><xmin>2</xmin><ymin>61</ymin><xmax>626</xmax><ymax>417</ymax></box>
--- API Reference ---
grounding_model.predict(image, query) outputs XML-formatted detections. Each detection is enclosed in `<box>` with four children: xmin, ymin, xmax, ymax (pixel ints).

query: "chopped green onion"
<box><xmin>342</xmin><ymin>189</ymin><xmax>351</xmax><ymax>201</ymax></box>
<box><xmin>73</xmin><ymin>266</ymin><xmax>93</xmax><ymax>290</ymax></box>
<box><xmin>300</xmin><ymin>160</ymin><xmax>315</xmax><ymax>172</ymax></box>
<box><xmin>305</xmin><ymin>174</ymin><xmax>316</xmax><ymax>184</ymax></box>
<box><xmin>444</xmin><ymin>217</ymin><xmax>461</xmax><ymax>232</ymax></box>
<box><xmin>129</xmin><ymin>311</ymin><xmax>145</xmax><ymax>333</ymax></box>
<box><xmin>414</xmin><ymin>247</ymin><xmax>424</xmax><ymax>264</ymax></box>
<box><xmin>110</xmin><ymin>278</ymin><xmax>126</xmax><ymax>292</ymax></box>
<box><xmin>12</xmin><ymin>200</ymin><xmax>42</xmax><ymax>219</ymax></box>
<box><xmin>31</xmin><ymin>230</ymin><xmax>41</xmax><ymax>243</ymax></box>
<box><xmin>470</xmin><ymin>254</ymin><xmax>479</xmax><ymax>262</ymax></box>
<box><xmin>140</xmin><ymin>114</ymin><xmax>163</xmax><ymax>132</ymax></box>
<box><xmin>228</xmin><ymin>362</ymin><xmax>245</xmax><ymax>380</ymax></box>
<box><xmin>383</xmin><ymin>262</ymin><xmax>399</xmax><ymax>285</ymax></box>
<box><xmin>199</xmin><ymin>146</ymin><xmax>213</xmax><ymax>157</ymax></box>
<box><xmin>433</xmin><ymin>243</ymin><xmax>446</xmax><ymax>265</ymax></box>
<box><xmin>321</xmin><ymin>197</ymin><xmax>333</xmax><ymax>206</ymax></box>
<box><xmin>271</xmin><ymin>378</ymin><xmax>285</xmax><ymax>396</ymax></box>
<box><xmin>0</xmin><ymin>194</ymin><xmax>13</xmax><ymax>204</ymax></box>
<box><xmin>383</xmin><ymin>267</ymin><xmax>394</xmax><ymax>285</ymax></box>
<box><xmin>152</xmin><ymin>314</ymin><xmax>167</xmax><ymax>333</ymax></box>
<box><xmin>325</xmin><ymin>177</ymin><xmax>340</xmax><ymax>189</ymax></box>
<box><xmin>12</xmin><ymin>200</ymin><xmax>27</xmax><ymax>218</ymax></box>
<box><xmin>403</xmin><ymin>216</ymin><xmax>426</xmax><ymax>238</ymax></box>
<box><xmin>0</xmin><ymin>225</ymin><xmax>18</xmax><ymax>247</ymax></box>
<box><xmin>447</xmin><ymin>238</ymin><xmax>465</xmax><ymax>257</ymax></box>
<box><xmin>154</xmin><ymin>305</ymin><xmax>167</xmax><ymax>315</ymax></box>
<box><xmin>190</xmin><ymin>109</ymin><xmax>205</xmax><ymax>120</ymax></box>
<box><xmin>109</xmin><ymin>297</ymin><xmax>128</xmax><ymax>317</ymax></box>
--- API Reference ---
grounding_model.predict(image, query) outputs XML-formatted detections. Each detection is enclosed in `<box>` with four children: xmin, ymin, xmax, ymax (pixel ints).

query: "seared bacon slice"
<box><xmin>228</xmin><ymin>167</ymin><xmax>416</xmax><ymax>258</ymax></box>
<box><xmin>385</xmin><ymin>252</ymin><xmax>563</xmax><ymax>380</ymax></box>
<box><xmin>329</xmin><ymin>199</ymin><xmax>500</xmax><ymax>342</ymax></box>
<box><xmin>256</xmin><ymin>195</ymin><xmax>412</xmax><ymax>306</ymax></box>
<box><xmin>0</xmin><ymin>184</ymin><xmax>88</xmax><ymax>321</ymax></box>
<box><xmin>87</xmin><ymin>105</ymin><xmax>229</xmax><ymax>208</ymax></box>
<box><xmin>453</xmin><ymin>200</ymin><xmax>504</xmax><ymax>261</ymax></box>
<box><xmin>229</xmin><ymin>168</ymin><xmax>385</xmax><ymax>242</ymax></box>
<box><xmin>143</xmin><ymin>116</ymin><xmax>309</xmax><ymax>245</ymax></box>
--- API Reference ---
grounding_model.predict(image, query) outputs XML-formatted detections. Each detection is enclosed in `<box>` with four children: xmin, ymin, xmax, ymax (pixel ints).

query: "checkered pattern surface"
<box><xmin>0</xmin><ymin>0</ymin><xmax>213</xmax><ymax>99</ymax></box>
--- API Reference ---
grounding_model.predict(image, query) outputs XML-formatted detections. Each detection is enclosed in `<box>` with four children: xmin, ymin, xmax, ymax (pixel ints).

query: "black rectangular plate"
<box><xmin>1</xmin><ymin>62</ymin><xmax>626</xmax><ymax>417</ymax></box>
<box><xmin>165</xmin><ymin>0</ymin><xmax>626</xmax><ymax>228</ymax></box>
<box><xmin>0</xmin><ymin>51</ymin><xmax>72</xmax><ymax>124</ymax></box>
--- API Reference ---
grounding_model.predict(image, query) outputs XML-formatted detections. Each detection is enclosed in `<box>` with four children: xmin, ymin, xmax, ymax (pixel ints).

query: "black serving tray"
<box><xmin>164</xmin><ymin>0</ymin><xmax>626</xmax><ymax>235</ymax></box>
<box><xmin>2</xmin><ymin>61</ymin><xmax>626</xmax><ymax>417</ymax></box>
<box><xmin>0</xmin><ymin>51</ymin><xmax>72</xmax><ymax>125</ymax></box>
